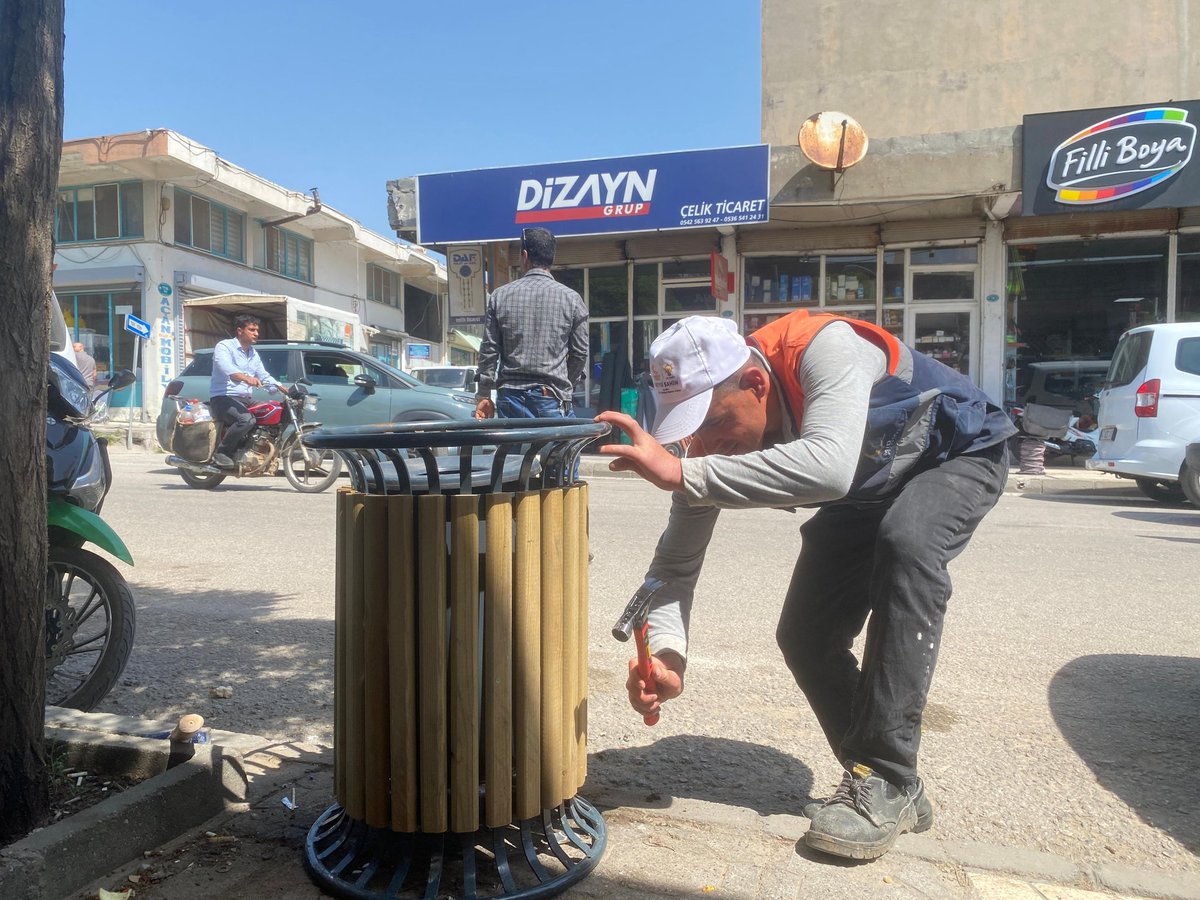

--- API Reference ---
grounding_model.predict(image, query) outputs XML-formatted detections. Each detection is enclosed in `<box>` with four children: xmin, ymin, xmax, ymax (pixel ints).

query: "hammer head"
<box><xmin>611</xmin><ymin>578</ymin><xmax>666</xmax><ymax>642</ymax></box>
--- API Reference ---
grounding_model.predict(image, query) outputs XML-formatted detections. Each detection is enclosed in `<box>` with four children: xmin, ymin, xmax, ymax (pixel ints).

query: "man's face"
<box><xmin>236</xmin><ymin>322</ymin><xmax>260</xmax><ymax>344</ymax></box>
<box><xmin>691</xmin><ymin>380</ymin><xmax>767</xmax><ymax>457</ymax></box>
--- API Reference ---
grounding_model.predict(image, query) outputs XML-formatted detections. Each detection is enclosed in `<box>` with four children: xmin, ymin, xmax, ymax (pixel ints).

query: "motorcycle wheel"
<box><xmin>1134</xmin><ymin>477</ymin><xmax>1186</xmax><ymax>503</ymax></box>
<box><xmin>1180</xmin><ymin>463</ymin><xmax>1200</xmax><ymax>507</ymax></box>
<box><xmin>283</xmin><ymin>438</ymin><xmax>342</xmax><ymax>493</ymax></box>
<box><xmin>45</xmin><ymin>545</ymin><xmax>136</xmax><ymax>711</ymax></box>
<box><xmin>180</xmin><ymin>468</ymin><xmax>226</xmax><ymax>489</ymax></box>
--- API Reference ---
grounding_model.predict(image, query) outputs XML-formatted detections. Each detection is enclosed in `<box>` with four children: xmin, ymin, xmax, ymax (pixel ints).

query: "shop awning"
<box><xmin>449</xmin><ymin>329</ymin><xmax>482</xmax><ymax>353</ymax></box>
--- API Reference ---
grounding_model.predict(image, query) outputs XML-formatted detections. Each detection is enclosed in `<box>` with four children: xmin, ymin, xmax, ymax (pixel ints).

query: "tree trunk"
<box><xmin>0</xmin><ymin>0</ymin><xmax>64</xmax><ymax>843</ymax></box>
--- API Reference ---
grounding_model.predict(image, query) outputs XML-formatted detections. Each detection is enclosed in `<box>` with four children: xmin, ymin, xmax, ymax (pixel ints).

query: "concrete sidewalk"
<box><xmin>50</xmin><ymin>711</ymin><xmax>1198</xmax><ymax>900</ymax></box>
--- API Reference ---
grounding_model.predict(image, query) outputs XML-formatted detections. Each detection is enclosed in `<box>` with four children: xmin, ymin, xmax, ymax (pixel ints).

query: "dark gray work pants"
<box><xmin>776</xmin><ymin>442</ymin><xmax>1008</xmax><ymax>788</ymax></box>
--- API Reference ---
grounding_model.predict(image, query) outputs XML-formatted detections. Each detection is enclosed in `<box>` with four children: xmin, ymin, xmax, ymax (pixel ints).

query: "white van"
<box><xmin>1087</xmin><ymin>323</ymin><xmax>1200</xmax><ymax>502</ymax></box>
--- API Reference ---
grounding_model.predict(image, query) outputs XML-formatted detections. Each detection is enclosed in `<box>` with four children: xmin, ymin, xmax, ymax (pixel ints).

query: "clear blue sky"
<box><xmin>63</xmin><ymin>1</ymin><xmax>761</xmax><ymax>238</ymax></box>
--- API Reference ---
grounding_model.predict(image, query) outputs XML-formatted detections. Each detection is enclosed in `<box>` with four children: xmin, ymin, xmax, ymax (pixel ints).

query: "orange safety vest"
<box><xmin>748</xmin><ymin>311</ymin><xmax>903</xmax><ymax>428</ymax></box>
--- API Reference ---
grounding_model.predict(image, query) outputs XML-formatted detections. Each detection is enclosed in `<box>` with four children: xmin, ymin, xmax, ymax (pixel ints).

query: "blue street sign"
<box><xmin>416</xmin><ymin>144</ymin><xmax>770</xmax><ymax>244</ymax></box>
<box><xmin>124</xmin><ymin>314</ymin><xmax>152</xmax><ymax>340</ymax></box>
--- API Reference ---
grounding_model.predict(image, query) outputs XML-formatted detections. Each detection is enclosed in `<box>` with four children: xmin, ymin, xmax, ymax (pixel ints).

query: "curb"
<box><xmin>0</xmin><ymin>718</ymin><xmax>248</xmax><ymax>900</ymax></box>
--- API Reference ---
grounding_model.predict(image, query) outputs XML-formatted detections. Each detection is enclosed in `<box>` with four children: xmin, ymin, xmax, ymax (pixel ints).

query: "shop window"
<box><xmin>661</xmin><ymin>259</ymin><xmax>710</xmax><ymax>280</ymax></box>
<box><xmin>59</xmin><ymin>290</ymin><xmax>142</xmax><ymax>386</ymax></box>
<box><xmin>367</xmin><ymin>264</ymin><xmax>400</xmax><ymax>307</ymax></box>
<box><xmin>910</xmin><ymin>245</ymin><xmax>977</xmax><ymax>265</ymax></box>
<box><xmin>883</xmin><ymin>250</ymin><xmax>904</xmax><ymax>301</ymax></box>
<box><xmin>744</xmin><ymin>256</ymin><xmax>820</xmax><ymax>306</ymax></box>
<box><xmin>824</xmin><ymin>254</ymin><xmax>877</xmax><ymax>307</ymax></box>
<box><xmin>56</xmin><ymin>182</ymin><xmax>143</xmax><ymax>243</ymax></box>
<box><xmin>632</xmin><ymin>318</ymin><xmax>660</xmax><ymax>380</ymax></box>
<box><xmin>587</xmin><ymin>265</ymin><xmax>627</xmax><ymax>317</ymax></box>
<box><xmin>404</xmin><ymin>283</ymin><xmax>441</xmax><ymax>343</ymax></box>
<box><xmin>664</xmin><ymin>283</ymin><xmax>716</xmax><ymax>313</ymax></box>
<box><xmin>913</xmin><ymin>271</ymin><xmax>975</xmax><ymax>300</ymax></box>
<box><xmin>1177</xmin><ymin>233</ymin><xmax>1200</xmax><ymax>323</ymax></box>
<box><xmin>633</xmin><ymin>264</ymin><xmax>657</xmax><ymax>315</ymax></box>
<box><xmin>264</xmin><ymin>224</ymin><xmax>313</xmax><ymax>282</ymax></box>
<box><xmin>555</xmin><ymin>268</ymin><xmax>584</xmax><ymax>296</ymax></box>
<box><xmin>1005</xmin><ymin>238</ymin><xmax>1167</xmax><ymax>405</ymax></box>
<box><xmin>585</xmin><ymin>320</ymin><xmax>630</xmax><ymax>415</ymax></box>
<box><xmin>175</xmin><ymin>190</ymin><xmax>244</xmax><ymax>261</ymax></box>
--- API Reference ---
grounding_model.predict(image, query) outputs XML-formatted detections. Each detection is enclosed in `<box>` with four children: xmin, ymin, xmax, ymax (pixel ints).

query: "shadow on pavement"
<box><xmin>1112</xmin><ymin>509</ymin><xmax>1200</xmax><ymax>527</ymax></box>
<box><xmin>1019</xmin><ymin>492</ymin><xmax>1182</xmax><ymax>509</ymax></box>
<box><xmin>587</xmin><ymin>735</ymin><xmax>814</xmax><ymax>816</ymax></box>
<box><xmin>1049</xmin><ymin>654</ymin><xmax>1200</xmax><ymax>854</ymax></box>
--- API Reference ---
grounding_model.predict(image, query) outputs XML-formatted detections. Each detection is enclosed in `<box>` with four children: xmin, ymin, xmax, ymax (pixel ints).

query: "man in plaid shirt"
<box><xmin>475</xmin><ymin>227</ymin><xmax>589</xmax><ymax>419</ymax></box>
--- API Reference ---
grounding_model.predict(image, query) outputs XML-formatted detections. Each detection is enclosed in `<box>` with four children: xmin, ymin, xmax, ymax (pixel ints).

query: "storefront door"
<box><xmin>906</xmin><ymin>305</ymin><xmax>977</xmax><ymax>380</ymax></box>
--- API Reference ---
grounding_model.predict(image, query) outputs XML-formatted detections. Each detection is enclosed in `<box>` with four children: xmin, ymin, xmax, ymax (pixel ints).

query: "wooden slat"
<box><xmin>450</xmin><ymin>494</ymin><xmax>481</xmax><ymax>833</ymax></box>
<box><xmin>512</xmin><ymin>491</ymin><xmax>542</xmax><ymax>820</ymax></box>
<box><xmin>483</xmin><ymin>494</ymin><xmax>514</xmax><ymax>828</ymax></box>
<box><xmin>387</xmin><ymin>495</ymin><xmax>418</xmax><ymax>832</ymax></box>
<box><xmin>561</xmin><ymin>486</ymin><xmax>581</xmax><ymax>799</ymax></box>
<box><xmin>343</xmin><ymin>493</ymin><xmax>367</xmax><ymax>821</ymax></box>
<box><xmin>334</xmin><ymin>488</ymin><xmax>351</xmax><ymax>806</ymax></box>
<box><xmin>576</xmin><ymin>483</ymin><xmax>590</xmax><ymax>789</ymax></box>
<box><xmin>539</xmin><ymin>488</ymin><xmax>565</xmax><ymax>809</ymax></box>
<box><xmin>418</xmin><ymin>494</ymin><xmax>448</xmax><ymax>833</ymax></box>
<box><xmin>361</xmin><ymin>495</ymin><xmax>391</xmax><ymax>828</ymax></box>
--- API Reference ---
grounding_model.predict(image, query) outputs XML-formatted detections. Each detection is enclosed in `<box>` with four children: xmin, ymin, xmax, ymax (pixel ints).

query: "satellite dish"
<box><xmin>798</xmin><ymin>111</ymin><xmax>868</xmax><ymax>172</ymax></box>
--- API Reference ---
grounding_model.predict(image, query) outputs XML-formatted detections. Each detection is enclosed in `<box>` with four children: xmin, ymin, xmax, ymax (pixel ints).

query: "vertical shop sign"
<box><xmin>448</xmin><ymin>244</ymin><xmax>486</xmax><ymax>324</ymax></box>
<box><xmin>157</xmin><ymin>282</ymin><xmax>175</xmax><ymax>385</ymax></box>
<box><xmin>710</xmin><ymin>252</ymin><xmax>729</xmax><ymax>302</ymax></box>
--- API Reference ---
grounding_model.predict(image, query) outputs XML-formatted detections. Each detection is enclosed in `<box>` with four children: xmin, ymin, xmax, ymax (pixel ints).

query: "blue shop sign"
<box><xmin>416</xmin><ymin>145</ymin><xmax>770</xmax><ymax>245</ymax></box>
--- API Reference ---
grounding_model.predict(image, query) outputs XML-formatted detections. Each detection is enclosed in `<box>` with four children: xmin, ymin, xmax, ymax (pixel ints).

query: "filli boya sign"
<box><xmin>1023</xmin><ymin>101</ymin><xmax>1200</xmax><ymax>215</ymax></box>
<box><xmin>414</xmin><ymin>145</ymin><xmax>770</xmax><ymax>244</ymax></box>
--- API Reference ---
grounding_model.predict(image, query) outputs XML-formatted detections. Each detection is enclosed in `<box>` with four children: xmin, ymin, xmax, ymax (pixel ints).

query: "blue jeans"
<box><xmin>775</xmin><ymin>442</ymin><xmax>1008</xmax><ymax>787</ymax></box>
<box><xmin>496</xmin><ymin>387</ymin><xmax>575</xmax><ymax>419</ymax></box>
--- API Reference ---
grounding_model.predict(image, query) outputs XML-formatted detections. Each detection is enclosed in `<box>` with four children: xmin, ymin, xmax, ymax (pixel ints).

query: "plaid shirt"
<box><xmin>477</xmin><ymin>268</ymin><xmax>588</xmax><ymax>403</ymax></box>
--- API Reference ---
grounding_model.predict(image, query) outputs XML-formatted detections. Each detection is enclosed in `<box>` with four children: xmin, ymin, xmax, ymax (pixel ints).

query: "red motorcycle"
<box><xmin>165</xmin><ymin>381</ymin><xmax>342</xmax><ymax>492</ymax></box>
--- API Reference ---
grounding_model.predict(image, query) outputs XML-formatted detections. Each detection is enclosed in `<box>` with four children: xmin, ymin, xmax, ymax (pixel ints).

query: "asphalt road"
<box><xmin>95</xmin><ymin>449</ymin><xmax>1200</xmax><ymax>879</ymax></box>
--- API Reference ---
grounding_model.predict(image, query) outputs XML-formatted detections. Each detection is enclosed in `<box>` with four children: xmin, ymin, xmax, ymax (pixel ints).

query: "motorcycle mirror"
<box><xmin>108</xmin><ymin>369</ymin><xmax>136</xmax><ymax>391</ymax></box>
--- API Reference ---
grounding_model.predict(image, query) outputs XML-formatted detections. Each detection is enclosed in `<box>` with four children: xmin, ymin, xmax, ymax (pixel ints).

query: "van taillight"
<box><xmin>1134</xmin><ymin>378</ymin><xmax>1160</xmax><ymax>418</ymax></box>
<box><xmin>165</xmin><ymin>380</ymin><xmax>184</xmax><ymax>397</ymax></box>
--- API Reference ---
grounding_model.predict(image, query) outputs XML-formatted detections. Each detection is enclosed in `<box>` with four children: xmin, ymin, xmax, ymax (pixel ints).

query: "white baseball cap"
<box><xmin>648</xmin><ymin>316</ymin><xmax>750</xmax><ymax>443</ymax></box>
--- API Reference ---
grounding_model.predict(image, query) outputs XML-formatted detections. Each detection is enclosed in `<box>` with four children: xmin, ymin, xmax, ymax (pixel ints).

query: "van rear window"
<box><xmin>1106</xmin><ymin>332</ymin><xmax>1153</xmax><ymax>388</ymax></box>
<box><xmin>1177</xmin><ymin>338</ymin><xmax>1200</xmax><ymax>376</ymax></box>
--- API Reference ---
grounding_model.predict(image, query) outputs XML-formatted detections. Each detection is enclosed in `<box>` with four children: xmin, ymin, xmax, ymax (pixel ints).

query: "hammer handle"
<box><xmin>636</xmin><ymin>621</ymin><xmax>660</xmax><ymax>727</ymax></box>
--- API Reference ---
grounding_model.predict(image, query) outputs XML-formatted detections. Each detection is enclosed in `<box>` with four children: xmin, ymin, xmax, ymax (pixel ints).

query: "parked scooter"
<box><xmin>164</xmin><ymin>380</ymin><xmax>342</xmax><ymax>492</ymax></box>
<box><xmin>46</xmin><ymin>354</ymin><xmax>138</xmax><ymax>710</ymax></box>
<box><xmin>1009</xmin><ymin>405</ymin><xmax>1099</xmax><ymax>465</ymax></box>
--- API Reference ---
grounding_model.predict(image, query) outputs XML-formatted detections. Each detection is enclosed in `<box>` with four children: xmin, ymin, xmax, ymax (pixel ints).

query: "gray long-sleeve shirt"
<box><xmin>645</xmin><ymin>322</ymin><xmax>888</xmax><ymax>662</ymax></box>
<box><xmin>476</xmin><ymin>268</ymin><xmax>589</xmax><ymax>403</ymax></box>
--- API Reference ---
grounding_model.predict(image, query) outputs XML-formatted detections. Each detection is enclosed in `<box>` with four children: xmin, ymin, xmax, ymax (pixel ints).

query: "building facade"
<box><xmin>390</xmin><ymin>1</ymin><xmax>1200</xmax><ymax>417</ymax></box>
<box><xmin>54</xmin><ymin>130</ymin><xmax>447</xmax><ymax>420</ymax></box>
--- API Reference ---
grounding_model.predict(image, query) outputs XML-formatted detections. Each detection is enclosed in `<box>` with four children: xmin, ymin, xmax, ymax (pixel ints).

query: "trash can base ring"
<box><xmin>304</xmin><ymin>796</ymin><xmax>607</xmax><ymax>899</ymax></box>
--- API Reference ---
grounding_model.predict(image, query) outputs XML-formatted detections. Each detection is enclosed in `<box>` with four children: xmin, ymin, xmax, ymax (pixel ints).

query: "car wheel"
<box><xmin>1180</xmin><ymin>463</ymin><xmax>1200</xmax><ymax>507</ymax></box>
<box><xmin>1134</xmin><ymin>477</ymin><xmax>1186</xmax><ymax>503</ymax></box>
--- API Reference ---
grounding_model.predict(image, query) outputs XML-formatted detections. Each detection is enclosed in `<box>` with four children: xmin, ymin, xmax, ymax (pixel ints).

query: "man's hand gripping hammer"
<box><xmin>611</xmin><ymin>578</ymin><xmax>666</xmax><ymax>726</ymax></box>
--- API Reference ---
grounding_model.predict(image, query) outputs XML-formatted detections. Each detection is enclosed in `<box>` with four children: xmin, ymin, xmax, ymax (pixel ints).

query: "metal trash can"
<box><xmin>302</xmin><ymin>419</ymin><xmax>611</xmax><ymax>900</ymax></box>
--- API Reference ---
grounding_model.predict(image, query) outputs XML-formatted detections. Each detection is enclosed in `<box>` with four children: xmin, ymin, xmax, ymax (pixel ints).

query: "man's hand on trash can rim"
<box><xmin>475</xmin><ymin>397</ymin><xmax>495</xmax><ymax>420</ymax></box>
<box><xmin>595</xmin><ymin>411</ymin><xmax>684</xmax><ymax>492</ymax></box>
<box><xmin>626</xmin><ymin>652</ymin><xmax>684</xmax><ymax>717</ymax></box>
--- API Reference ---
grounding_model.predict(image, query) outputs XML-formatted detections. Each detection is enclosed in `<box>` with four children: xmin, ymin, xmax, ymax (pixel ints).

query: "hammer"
<box><xmin>611</xmin><ymin>578</ymin><xmax>667</xmax><ymax>726</ymax></box>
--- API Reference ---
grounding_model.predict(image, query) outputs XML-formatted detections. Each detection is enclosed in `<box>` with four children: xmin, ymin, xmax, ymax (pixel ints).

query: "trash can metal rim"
<box><xmin>304</xmin><ymin>418</ymin><xmax>611</xmax><ymax>451</ymax></box>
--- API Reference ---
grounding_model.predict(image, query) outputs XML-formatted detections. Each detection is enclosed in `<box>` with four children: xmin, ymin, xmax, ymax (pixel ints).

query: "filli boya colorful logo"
<box><xmin>1046</xmin><ymin>107</ymin><xmax>1195</xmax><ymax>204</ymax></box>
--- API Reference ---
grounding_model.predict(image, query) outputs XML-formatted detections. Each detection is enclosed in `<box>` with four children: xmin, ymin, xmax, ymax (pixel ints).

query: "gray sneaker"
<box><xmin>804</xmin><ymin>776</ymin><xmax>933</xmax><ymax>833</ymax></box>
<box><xmin>804</xmin><ymin>764</ymin><xmax>920</xmax><ymax>860</ymax></box>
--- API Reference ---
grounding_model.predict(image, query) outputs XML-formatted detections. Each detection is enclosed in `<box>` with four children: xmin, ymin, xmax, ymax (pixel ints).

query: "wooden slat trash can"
<box><xmin>302</xmin><ymin>419</ymin><xmax>610</xmax><ymax>900</ymax></box>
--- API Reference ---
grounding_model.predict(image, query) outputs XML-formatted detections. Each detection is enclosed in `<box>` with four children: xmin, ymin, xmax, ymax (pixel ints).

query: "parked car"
<box><xmin>1087</xmin><ymin>323</ymin><xmax>1200</xmax><ymax>503</ymax></box>
<box><xmin>1015</xmin><ymin>359</ymin><xmax>1109</xmax><ymax>415</ymax></box>
<box><xmin>1183</xmin><ymin>442</ymin><xmax>1200</xmax><ymax>507</ymax></box>
<box><xmin>409</xmin><ymin>365</ymin><xmax>478</xmax><ymax>392</ymax></box>
<box><xmin>156</xmin><ymin>341</ymin><xmax>477</xmax><ymax>452</ymax></box>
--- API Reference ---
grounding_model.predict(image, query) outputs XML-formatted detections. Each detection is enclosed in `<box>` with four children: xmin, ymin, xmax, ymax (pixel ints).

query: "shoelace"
<box><xmin>827</xmin><ymin>770</ymin><xmax>873</xmax><ymax>815</ymax></box>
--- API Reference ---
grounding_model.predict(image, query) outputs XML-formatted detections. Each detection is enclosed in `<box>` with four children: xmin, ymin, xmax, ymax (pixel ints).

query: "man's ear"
<box><xmin>741</xmin><ymin>365</ymin><xmax>770</xmax><ymax>400</ymax></box>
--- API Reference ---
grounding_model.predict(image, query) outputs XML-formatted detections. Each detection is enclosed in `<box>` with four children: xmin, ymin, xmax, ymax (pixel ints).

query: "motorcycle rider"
<box><xmin>209</xmin><ymin>314</ymin><xmax>290</xmax><ymax>468</ymax></box>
